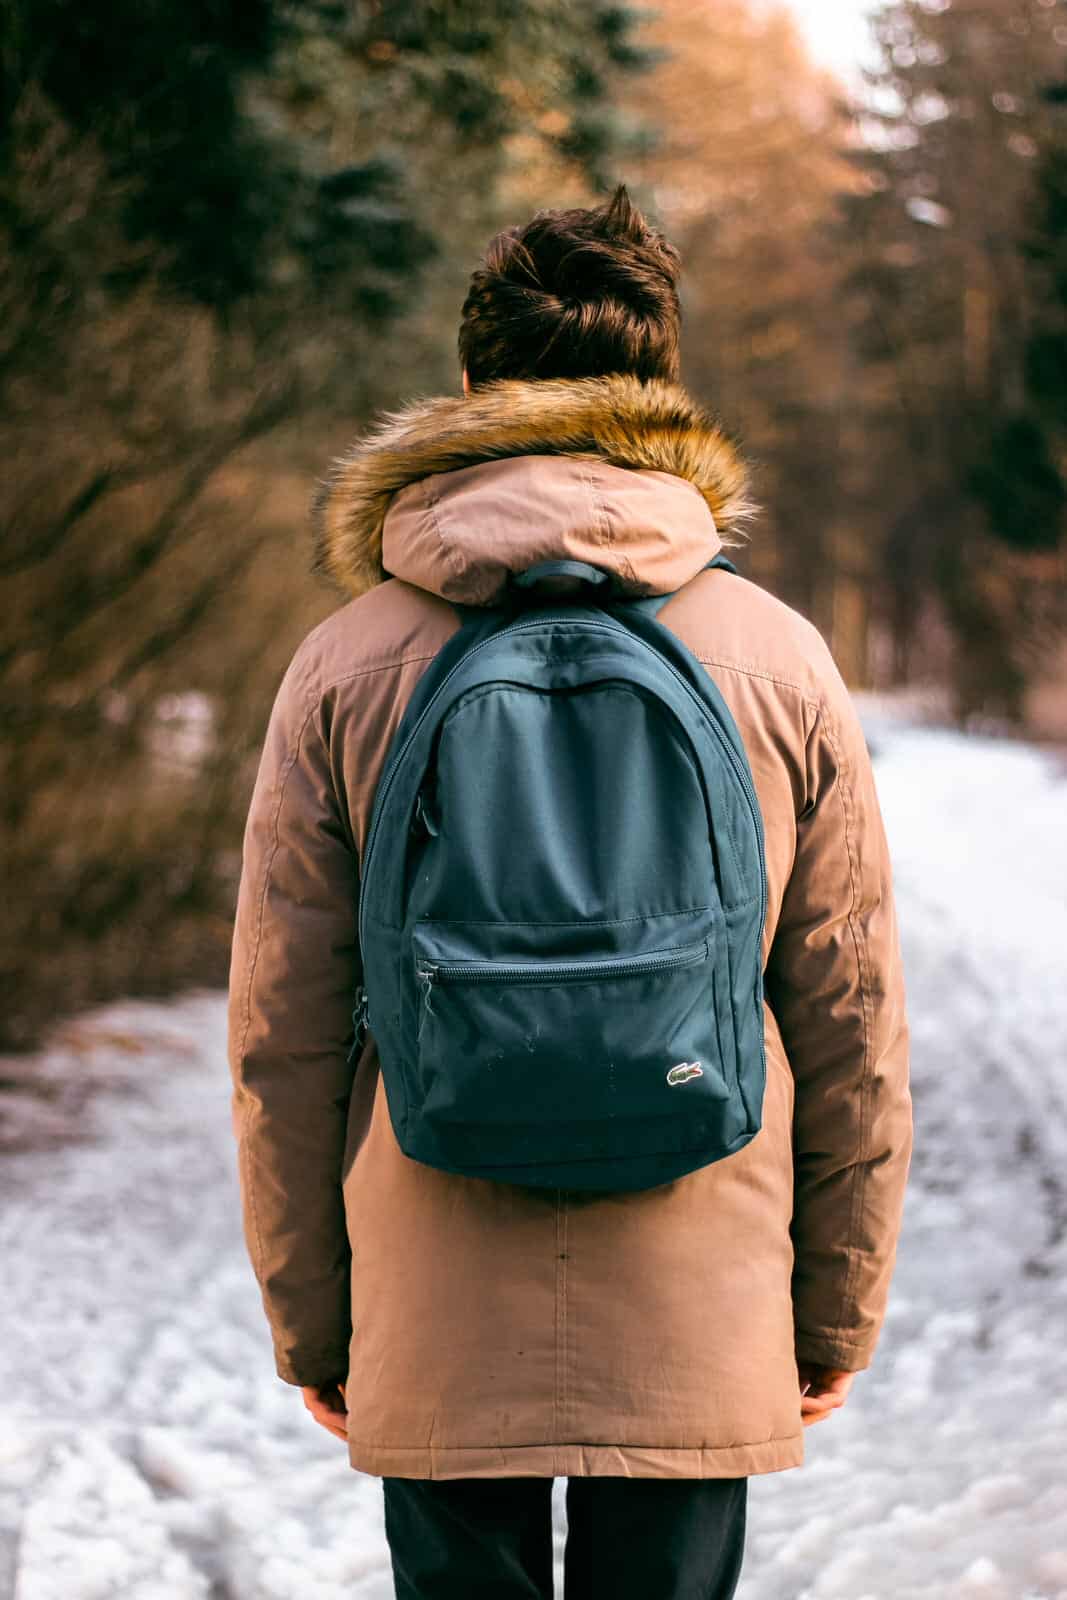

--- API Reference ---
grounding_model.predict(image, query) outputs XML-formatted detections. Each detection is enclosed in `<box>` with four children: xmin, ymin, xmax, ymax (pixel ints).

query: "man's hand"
<box><xmin>301</xmin><ymin>1378</ymin><xmax>348</xmax><ymax>1443</ymax></box>
<box><xmin>798</xmin><ymin>1364</ymin><xmax>854</xmax><ymax>1427</ymax></box>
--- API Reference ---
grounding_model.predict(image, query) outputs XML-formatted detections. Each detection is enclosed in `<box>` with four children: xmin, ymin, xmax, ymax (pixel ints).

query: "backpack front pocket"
<box><xmin>409</xmin><ymin>919</ymin><xmax>741</xmax><ymax>1174</ymax></box>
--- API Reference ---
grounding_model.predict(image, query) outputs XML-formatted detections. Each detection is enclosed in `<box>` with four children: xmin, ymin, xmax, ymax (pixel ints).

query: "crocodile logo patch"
<box><xmin>666</xmin><ymin>1061</ymin><xmax>704</xmax><ymax>1087</ymax></box>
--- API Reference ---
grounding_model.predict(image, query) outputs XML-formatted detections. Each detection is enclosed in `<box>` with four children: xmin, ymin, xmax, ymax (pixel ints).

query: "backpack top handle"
<box><xmin>511</xmin><ymin>559</ymin><xmax>614</xmax><ymax>593</ymax></box>
<box><xmin>508</xmin><ymin>553</ymin><xmax>735</xmax><ymax>601</ymax></box>
<box><xmin>510</xmin><ymin>554</ymin><xmax>738</xmax><ymax>600</ymax></box>
<box><xmin>449</xmin><ymin>554</ymin><xmax>739</xmax><ymax>628</ymax></box>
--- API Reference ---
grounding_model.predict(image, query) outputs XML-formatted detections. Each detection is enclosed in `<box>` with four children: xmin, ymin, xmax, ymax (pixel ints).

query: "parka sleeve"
<box><xmin>227</xmin><ymin>647</ymin><xmax>360</xmax><ymax>1388</ymax></box>
<box><xmin>765</xmin><ymin>665</ymin><xmax>912</xmax><ymax>1373</ymax></box>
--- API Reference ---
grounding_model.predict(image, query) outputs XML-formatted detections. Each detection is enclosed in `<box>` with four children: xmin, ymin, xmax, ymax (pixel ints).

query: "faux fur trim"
<box><xmin>311</xmin><ymin>375</ymin><xmax>756</xmax><ymax>598</ymax></box>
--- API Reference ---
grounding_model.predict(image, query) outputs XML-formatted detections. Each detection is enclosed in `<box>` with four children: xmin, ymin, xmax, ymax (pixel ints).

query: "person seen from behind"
<box><xmin>227</xmin><ymin>184</ymin><xmax>912</xmax><ymax>1599</ymax></box>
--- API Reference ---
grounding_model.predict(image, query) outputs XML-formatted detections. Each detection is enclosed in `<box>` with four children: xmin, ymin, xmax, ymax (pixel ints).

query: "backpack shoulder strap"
<box><xmin>707</xmin><ymin>553</ymin><xmax>739</xmax><ymax>575</ymax></box>
<box><xmin>451</xmin><ymin>600</ymin><xmax>487</xmax><ymax>627</ymax></box>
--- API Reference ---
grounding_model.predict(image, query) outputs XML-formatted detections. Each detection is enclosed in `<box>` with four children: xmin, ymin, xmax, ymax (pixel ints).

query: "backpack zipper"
<box><xmin>416</xmin><ymin>938</ymin><xmax>709</xmax><ymax>987</ymax></box>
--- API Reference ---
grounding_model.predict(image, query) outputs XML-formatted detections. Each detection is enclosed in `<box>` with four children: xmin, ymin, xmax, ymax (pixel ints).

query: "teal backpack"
<box><xmin>352</xmin><ymin>556</ymin><xmax>767</xmax><ymax>1192</ymax></box>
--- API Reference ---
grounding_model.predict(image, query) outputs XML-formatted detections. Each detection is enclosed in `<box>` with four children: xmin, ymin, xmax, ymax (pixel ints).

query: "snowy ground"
<box><xmin>2</xmin><ymin>715</ymin><xmax>1066</xmax><ymax>1600</ymax></box>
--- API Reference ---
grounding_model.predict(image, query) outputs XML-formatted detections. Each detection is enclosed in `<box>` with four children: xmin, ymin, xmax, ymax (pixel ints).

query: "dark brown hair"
<box><xmin>458</xmin><ymin>184</ymin><xmax>682</xmax><ymax>387</ymax></box>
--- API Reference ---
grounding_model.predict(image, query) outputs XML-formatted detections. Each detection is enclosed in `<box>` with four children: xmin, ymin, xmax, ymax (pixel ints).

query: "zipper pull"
<box><xmin>347</xmin><ymin>984</ymin><xmax>370</xmax><ymax>1065</ymax></box>
<box><xmin>414</xmin><ymin>790</ymin><xmax>440</xmax><ymax>838</ymax></box>
<box><xmin>415</xmin><ymin>962</ymin><xmax>437</xmax><ymax>1036</ymax></box>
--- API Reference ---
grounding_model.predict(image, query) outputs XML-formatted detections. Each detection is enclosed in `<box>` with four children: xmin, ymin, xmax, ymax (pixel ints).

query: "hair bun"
<box><xmin>459</xmin><ymin>184</ymin><xmax>681</xmax><ymax>385</ymax></box>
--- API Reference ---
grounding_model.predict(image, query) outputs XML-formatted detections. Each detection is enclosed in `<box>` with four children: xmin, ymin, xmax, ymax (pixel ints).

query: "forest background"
<box><xmin>3</xmin><ymin>0</ymin><xmax>1066</xmax><ymax>1047</ymax></box>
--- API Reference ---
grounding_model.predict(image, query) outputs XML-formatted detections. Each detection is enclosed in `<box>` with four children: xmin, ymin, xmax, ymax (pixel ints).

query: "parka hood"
<box><xmin>311</xmin><ymin>374</ymin><xmax>756</xmax><ymax>605</ymax></box>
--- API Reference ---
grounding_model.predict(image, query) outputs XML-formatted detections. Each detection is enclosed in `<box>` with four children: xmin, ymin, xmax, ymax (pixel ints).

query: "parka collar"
<box><xmin>311</xmin><ymin>374</ymin><xmax>754</xmax><ymax>603</ymax></box>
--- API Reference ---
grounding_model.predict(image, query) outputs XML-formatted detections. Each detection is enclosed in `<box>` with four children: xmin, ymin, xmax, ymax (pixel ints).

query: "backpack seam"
<box><xmin>418</xmin><ymin>906</ymin><xmax>714</xmax><ymax>927</ymax></box>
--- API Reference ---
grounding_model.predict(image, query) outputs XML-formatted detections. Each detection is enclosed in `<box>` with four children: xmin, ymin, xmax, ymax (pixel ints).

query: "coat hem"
<box><xmin>346</xmin><ymin>1433</ymin><xmax>805</xmax><ymax>1480</ymax></box>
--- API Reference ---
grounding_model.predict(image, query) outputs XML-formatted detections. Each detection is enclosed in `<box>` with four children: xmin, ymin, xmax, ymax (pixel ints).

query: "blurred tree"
<box><xmin>626</xmin><ymin>0</ymin><xmax>865</xmax><ymax>665</ymax></box>
<box><xmin>0</xmin><ymin>0</ymin><xmax>655</xmax><ymax>1045</ymax></box>
<box><xmin>841</xmin><ymin>0</ymin><xmax>1067</xmax><ymax>717</ymax></box>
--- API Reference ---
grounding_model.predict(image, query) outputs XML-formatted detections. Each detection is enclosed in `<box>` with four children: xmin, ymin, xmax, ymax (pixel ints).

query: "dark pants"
<box><xmin>382</xmin><ymin>1475</ymin><xmax>747</xmax><ymax>1600</ymax></box>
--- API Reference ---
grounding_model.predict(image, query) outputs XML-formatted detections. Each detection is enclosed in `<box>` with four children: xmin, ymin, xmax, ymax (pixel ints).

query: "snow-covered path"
<box><xmin>1</xmin><ymin>719</ymin><xmax>1066</xmax><ymax>1600</ymax></box>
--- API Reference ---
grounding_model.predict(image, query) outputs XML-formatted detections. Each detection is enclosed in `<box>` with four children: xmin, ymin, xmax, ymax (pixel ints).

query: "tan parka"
<box><xmin>228</xmin><ymin>375</ymin><xmax>912</xmax><ymax>1481</ymax></box>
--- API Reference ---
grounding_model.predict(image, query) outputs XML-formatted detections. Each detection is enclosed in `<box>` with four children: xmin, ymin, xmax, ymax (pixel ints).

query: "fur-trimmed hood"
<box><xmin>311</xmin><ymin>374</ymin><xmax>756</xmax><ymax>604</ymax></box>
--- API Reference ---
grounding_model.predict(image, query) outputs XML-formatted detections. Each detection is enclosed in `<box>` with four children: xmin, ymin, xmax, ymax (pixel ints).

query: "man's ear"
<box><xmin>461</xmin><ymin>366</ymin><xmax>470</xmax><ymax>396</ymax></box>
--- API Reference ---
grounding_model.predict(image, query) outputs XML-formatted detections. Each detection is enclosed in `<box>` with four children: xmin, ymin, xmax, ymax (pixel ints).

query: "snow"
<box><xmin>1</xmin><ymin>714</ymin><xmax>1066</xmax><ymax>1599</ymax></box>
